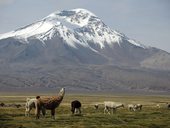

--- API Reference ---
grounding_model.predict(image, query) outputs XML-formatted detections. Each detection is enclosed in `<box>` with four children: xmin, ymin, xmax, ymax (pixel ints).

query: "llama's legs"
<box><xmin>107</xmin><ymin>107</ymin><xmax>111</xmax><ymax>114</ymax></box>
<box><xmin>132</xmin><ymin>107</ymin><xmax>136</xmax><ymax>111</ymax></box>
<box><xmin>75</xmin><ymin>108</ymin><xmax>81</xmax><ymax>114</ymax></box>
<box><xmin>75</xmin><ymin>108</ymin><xmax>78</xmax><ymax>114</ymax></box>
<box><xmin>35</xmin><ymin>108</ymin><xmax>40</xmax><ymax>119</ymax></box>
<box><xmin>107</xmin><ymin>109</ymin><xmax>110</xmax><ymax>114</ymax></box>
<box><xmin>104</xmin><ymin>106</ymin><xmax>110</xmax><ymax>114</ymax></box>
<box><xmin>25</xmin><ymin>108</ymin><xmax>28</xmax><ymax>116</ymax></box>
<box><xmin>25</xmin><ymin>106</ymin><xmax>29</xmax><ymax>116</ymax></box>
<box><xmin>25</xmin><ymin>110</ymin><xmax>28</xmax><ymax>116</ymax></box>
<box><xmin>25</xmin><ymin>107</ymin><xmax>32</xmax><ymax>116</ymax></box>
<box><xmin>104</xmin><ymin>107</ymin><xmax>106</xmax><ymax>114</ymax></box>
<box><xmin>112</xmin><ymin>108</ymin><xmax>116</xmax><ymax>114</ymax></box>
<box><xmin>41</xmin><ymin>107</ymin><xmax>46</xmax><ymax>117</ymax></box>
<box><xmin>35</xmin><ymin>102</ymin><xmax>40</xmax><ymax>119</ymax></box>
<box><xmin>139</xmin><ymin>106</ymin><xmax>142</xmax><ymax>110</ymax></box>
<box><xmin>71</xmin><ymin>108</ymin><xmax>75</xmax><ymax>114</ymax></box>
<box><xmin>79</xmin><ymin>108</ymin><xmax>81</xmax><ymax>114</ymax></box>
<box><xmin>28</xmin><ymin>108</ymin><xmax>32</xmax><ymax>116</ymax></box>
<box><xmin>104</xmin><ymin>107</ymin><xmax>108</xmax><ymax>114</ymax></box>
<box><xmin>51</xmin><ymin>109</ymin><xmax>55</xmax><ymax>119</ymax></box>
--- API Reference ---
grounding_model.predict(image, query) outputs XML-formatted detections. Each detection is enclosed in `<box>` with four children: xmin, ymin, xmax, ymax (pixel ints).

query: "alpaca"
<box><xmin>71</xmin><ymin>100</ymin><xmax>81</xmax><ymax>114</ymax></box>
<box><xmin>134</xmin><ymin>104</ymin><xmax>142</xmax><ymax>111</ymax></box>
<box><xmin>25</xmin><ymin>98</ymin><xmax>36</xmax><ymax>116</ymax></box>
<box><xmin>104</xmin><ymin>101</ymin><xmax>124</xmax><ymax>114</ymax></box>
<box><xmin>35</xmin><ymin>88</ymin><xmax>65</xmax><ymax>119</ymax></box>
<box><xmin>128</xmin><ymin>104</ymin><xmax>136</xmax><ymax>111</ymax></box>
<box><xmin>25</xmin><ymin>96</ymin><xmax>43</xmax><ymax>116</ymax></box>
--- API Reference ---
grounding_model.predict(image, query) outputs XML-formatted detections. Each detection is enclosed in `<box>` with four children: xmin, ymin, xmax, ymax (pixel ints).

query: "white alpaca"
<box><xmin>128</xmin><ymin>104</ymin><xmax>136</xmax><ymax>111</ymax></box>
<box><xmin>104</xmin><ymin>101</ymin><xmax>124</xmax><ymax>114</ymax></box>
<box><xmin>25</xmin><ymin>98</ymin><xmax>36</xmax><ymax>116</ymax></box>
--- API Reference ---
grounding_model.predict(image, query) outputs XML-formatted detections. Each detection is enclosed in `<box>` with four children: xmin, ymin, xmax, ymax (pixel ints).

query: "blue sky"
<box><xmin>0</xmin><ymin>0</ymin><xmax>170</xmax><ymax>52</ymax></box>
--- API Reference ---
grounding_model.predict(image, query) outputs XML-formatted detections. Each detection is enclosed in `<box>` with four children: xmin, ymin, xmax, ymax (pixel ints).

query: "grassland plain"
<box><xmin>0</xmin><ymin>93</ymin><xmax>170</xmax><ymax>128</ymax></box>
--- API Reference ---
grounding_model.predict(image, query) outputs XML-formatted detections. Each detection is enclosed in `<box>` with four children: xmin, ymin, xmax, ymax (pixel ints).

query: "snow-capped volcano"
<box><xmin>0</xmin><ymin>8</ymin><xmax>145</xmax><ymax>49</ymax></box>
<box><xmin>0</xmin><ymin>8</ymin><xmax>169</xmax><ymax>69</ymax></box>
<box><xmin>0</xmin><ymin>8</ymin><xmax>170</xmax><ymax>93</ymax></box>
<box><xmin>42</xmin><ymin>8</ymin><xmax>147</xmax><ymax>49</ymax></box>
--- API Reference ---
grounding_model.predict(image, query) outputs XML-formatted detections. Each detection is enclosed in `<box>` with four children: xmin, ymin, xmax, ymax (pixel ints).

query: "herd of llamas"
<box><xmin>23</xmin><ymin>88</ymin><xmax>170</xmax><ymax>119</ymax></box>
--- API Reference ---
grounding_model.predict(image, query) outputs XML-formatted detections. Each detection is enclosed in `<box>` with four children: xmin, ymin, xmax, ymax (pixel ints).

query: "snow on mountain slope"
<box><xmin>0</xmin><ymin>21</ymin><xmax>55</xmax><ymax>42</ymax></box>
<box><xmin>0</xmin><ymin>8</ymin><xmax>146</xmax><ymax>50</ymax></box>
<box><xmin>45</xmin><ymin>8</ymin><xmax>128</xmax><ymax>48</ymax></box>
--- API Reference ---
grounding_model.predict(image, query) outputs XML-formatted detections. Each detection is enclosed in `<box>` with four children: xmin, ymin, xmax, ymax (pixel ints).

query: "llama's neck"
<box><xmin>56</xmin><ymin>95</ymin><xmax>64</xmax><ymax>103</ymax></box>
<box><xmin>58</xmin><ymin>88</ymin><xmax>65</xmax><ymax>97</ymax></box>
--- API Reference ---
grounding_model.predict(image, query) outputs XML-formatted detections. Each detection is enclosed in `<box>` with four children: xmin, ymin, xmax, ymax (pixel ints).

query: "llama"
<box><xmin>25</xmin><ymin>98</ymin><xmax>36</xmax><ymax>116</ymax></box>
<box><xmin>25</xmin><ymin>96</ymin><xmax>43</xmax><ymax>116</ymax></box>
<box><xmin>104</xmin><ymin>101</ymin><xmax>124</xmax><ymax>114</ymax></box>
<box><xmin>134</xmin><ymin>104</ymin><xmax>142</xmax><ymax>111</ymax></box>
<box><xmin>71</xmin><ymin>100</ymin><xmax>81</xmax><ymax>114</ymax></box>
<box><xmin>128</xmin><ymin>104</ymin><xmax>136</xmax><ymax>111</ymax></box>
<box><xmin>35</xmin><ymin>88</ymin><xmax>65</xmax><ymax>119</ymax></box>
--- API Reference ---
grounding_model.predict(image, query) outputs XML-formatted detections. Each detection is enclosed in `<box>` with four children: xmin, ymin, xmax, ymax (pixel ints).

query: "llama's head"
<box><xmin>58</xmin><ymin>88</ymin><xmax>65</xmax><ymax>97</ymax></box>
<box><xmin>36</xmin><ymin>96</ymin><xmax>40</xmax><ymax>99</ymax></box>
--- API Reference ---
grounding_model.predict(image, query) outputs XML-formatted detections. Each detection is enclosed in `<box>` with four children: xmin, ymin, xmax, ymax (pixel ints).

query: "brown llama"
<box><xmin>71</xmin><ymin>100</ymin><xmax>82</xmax><ymax>114</ymax></box>
<box><xmin>35</xmin><ymin>88</ymin><xmax>65</xmax><ymax>119</ymax></box>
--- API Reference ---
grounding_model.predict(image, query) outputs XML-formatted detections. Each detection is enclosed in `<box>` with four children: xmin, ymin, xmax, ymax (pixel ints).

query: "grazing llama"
<box><xmin>25</xmin><ymin>98</ymin><xmax>36</xmax><ymax>116</ymax></box>
<box><xmin>25</xmin><ymin>96</ymin><xmax>42</xmax><ymax>116</ymax></box>
<box><xmin>71</xmin><ymin>100</ymin><xmax>82</xmax><ymax>114</ymax></box>
<box><xmin>35</xmin><ymin>88</ymin><xmax>65</xmax><ymax>119</ymax></box>
<box><xmin>134</xmin><ymin>104</ymin><xmax>142</xmax><ymax>111</ymax></box>
<box><xmin>128</xmin><ymin>104</ymin><xmax>137</xmax><ymax>111</ymax></box>
<box><xmin>104</xmin><ymin>101</ymin><xmax>124</xmax><ymax>114</ymax></box>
